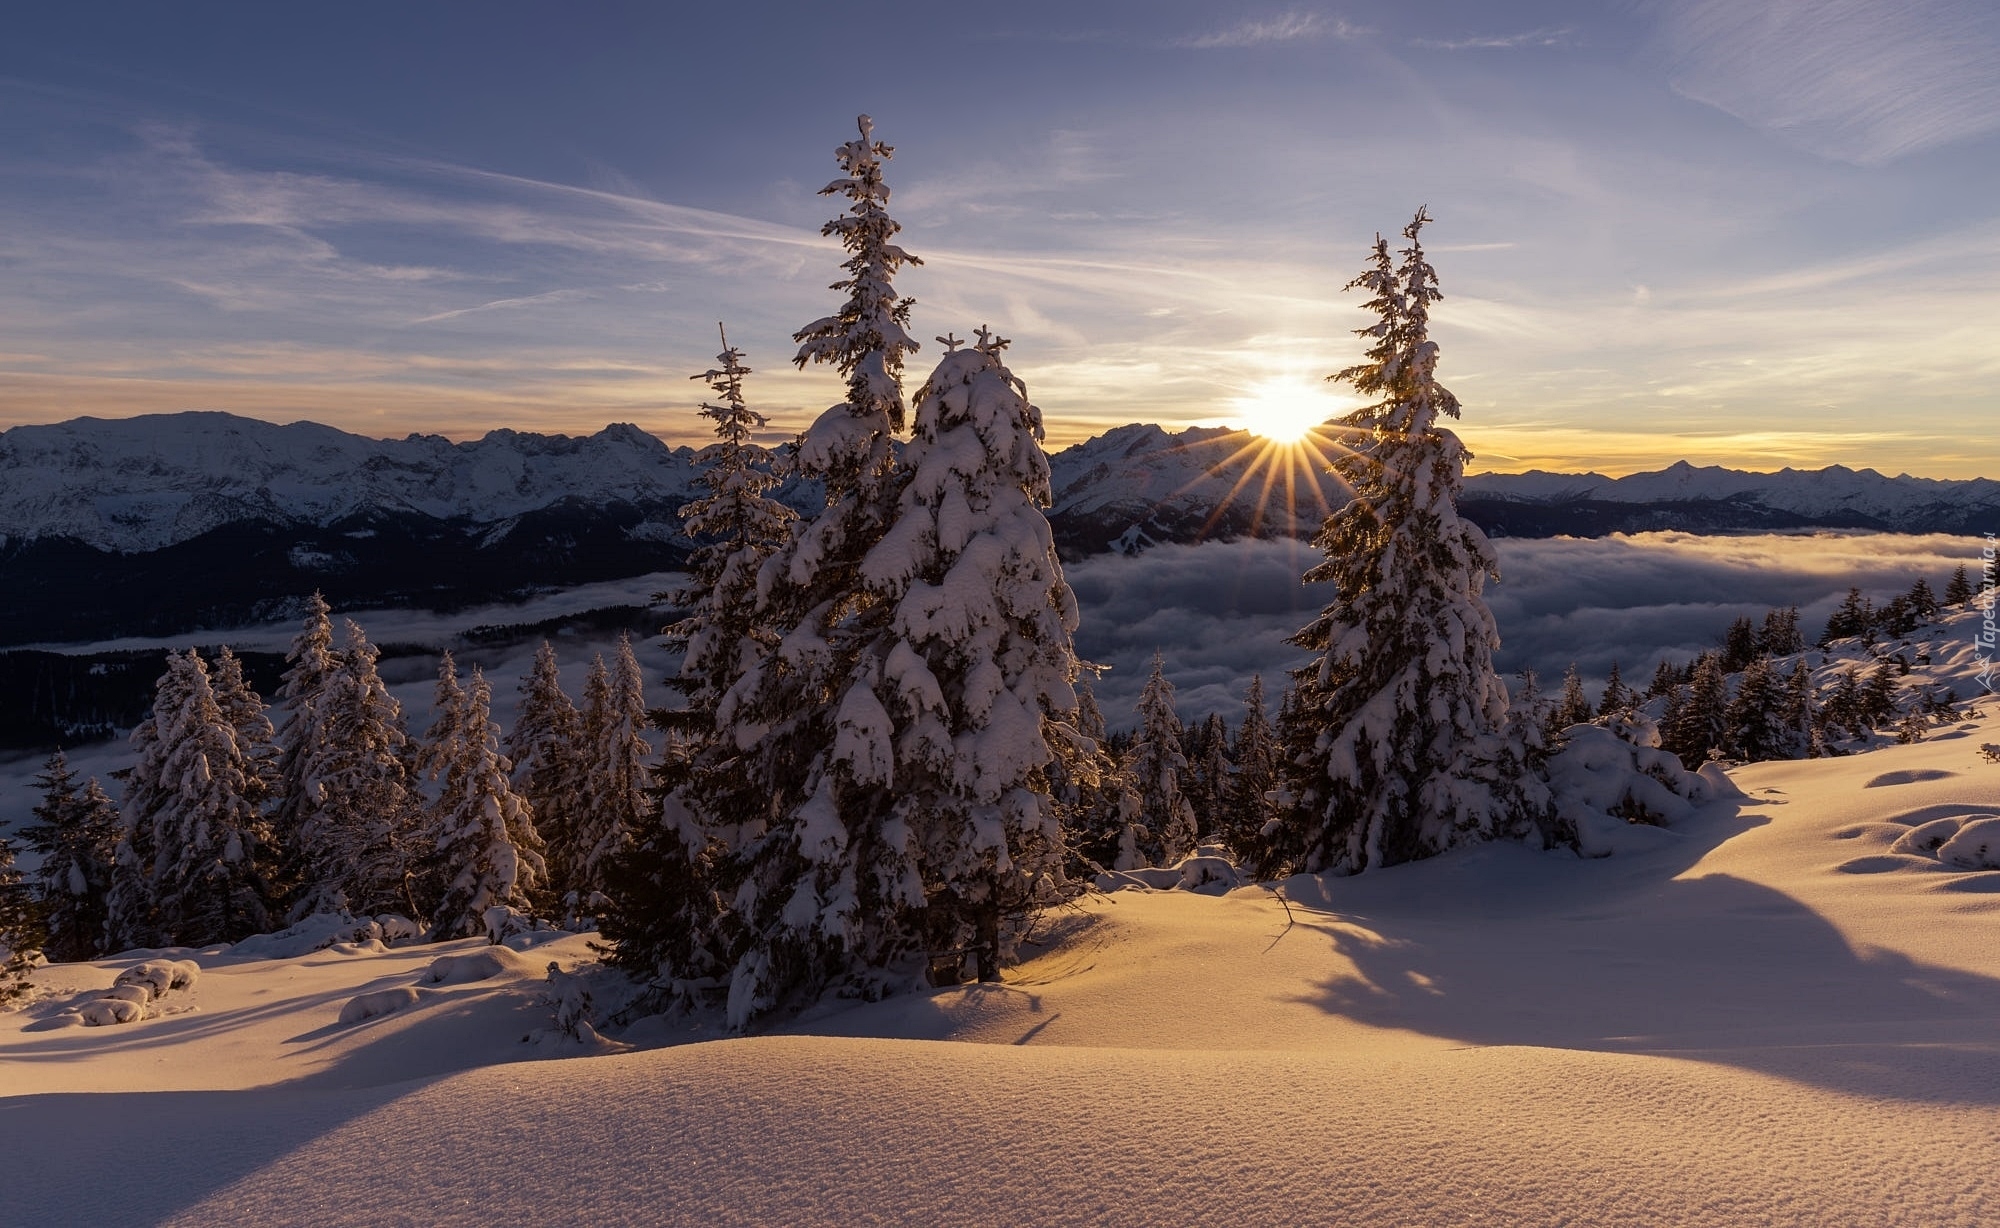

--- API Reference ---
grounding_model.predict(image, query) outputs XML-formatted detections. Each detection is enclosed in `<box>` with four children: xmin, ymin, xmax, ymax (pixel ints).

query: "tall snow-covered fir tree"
<box><xmin>1051</xmin><ymin>679</ymin><xmax>1130</xmax><ymax>877</ymax></box>
<box><xmin>1946</xmin><ymin>565</ymin><xmax>1975</xmax><ymax>606</ymax></box>
<box><xmin>507</xmin><ymin>642</ymin><xmax>587</xmax><ymax>907</ymax></box>
<box><xmin>1665</xmin><ymin>651</ymin><xmax>1730</xmax><ymax>767</ymax></box>
<box><xmin>429</xmin><ymin>667</ymin><xmax>545</xmax><ymax>939</ymax></box>
<box><xmin>605</xmin><ymin>330</ymin><xmax>792</xmax><ymax>991</ymax></box>
<box><xmin>417</xmin><ymin>651</ymin><xmax>471</xmax><ymax>796</ymax></box>
<box><xmin>290</xmin><ymin>620</ymin><xmax>419</xmax><ymax>920</ymax></box>
<box><xmin>148</xmin><ymin>650</ymin><xmax>277</xmax><ymax>945</ymax></box>
<box><xmin>20</xmin><ymin>753</ymin><xmax>120</xmax><ymax>962</ymax></box>
<box><xmin>411</xmin><ymin>651</ymin><xmax>472</xmax><ymax>916</ymax></box>
<box><xmin>662</xmin><ymin>326</ymin><xmax>796</xmax><ymax>745</ymax></box>
<box><xmin>106</xmin><ymin>649</ymin><xmax>202</xmax><ymax>951</ymax></box>
<box><xmin>212</xmin><ymin>646</ymin><xmax>278</xmax><ymax>809</ymax></box>
<box><xmin>702</xmin><ymin>115</ymin><xmax>930</xmax><ymax>1025</ymax></box>
<box><xmin>1596</xmin><ymin>663</ymin><xmax>1635</xmax><ymax>719</ymax></box>
<box><xmin>1124</xmin><ymin>652</ymin><xmax>1198</xmax><ymax>869</ymax></box>
<box><xmin>272</xmin><ymin>592</ymin><xmax>341</xmax><ymax>900</ymax></box>
<box><xmin>1183</xmin><ymin>712</ymin><xmax>1232</xmax><ymax>841</ymax></box>
<box><xmin>835</xmin><ymin>330</ymin><xmax>1082</xmax><ymax>983</ymax></box>
<box><xmin>1780</xmin><ymin>658</ymin><xmax>1818</xmax><ymax>758</ymax></box>
<box><xmin>112</xmin><ymin>650</ymin><xmax>276</xmax><ymax>947</ymax></box>
<box><xmin>1257</xmin><ymin>209</ymin><xmax>1556</xmax><ymax>877</ymax></box>
<box><xmin>0</xmin><ymin>826</ymin><xmax>39</xmax><ymax>999</ymax></box>
<box><xmin>1222</xmin><ymin>675</ymin><xmax>1278</xmax><ymax>861</ymax></box>
<box><xmin>570</xmin><ymin>635</ymin><xmax>651</xmax><ymax>920</ymax></box>
<box><xmin>1725</xmin><ymin>655</ymin><xmax>1786</xmax><ymax>762</ymax></box>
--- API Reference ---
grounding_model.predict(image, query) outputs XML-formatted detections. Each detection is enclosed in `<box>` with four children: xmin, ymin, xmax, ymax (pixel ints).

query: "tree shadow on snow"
<box><xmin>2</xmin><ymin>945</ymin><xmax>570</xmax><ymax>1224</ymax></box>
<box><xmin>1283</xmin><ymin>798</ymin><xmax>2000</xmax><ymax>1105</ymax></box>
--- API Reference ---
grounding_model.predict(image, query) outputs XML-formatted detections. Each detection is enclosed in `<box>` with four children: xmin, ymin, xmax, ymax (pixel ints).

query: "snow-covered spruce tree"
<box><xmin>106</xmin><ymin>650</ymin><xmax>202</xmax><ymax>950</ymax></box>
<box><xmin>20</xmin><ymin>753</ymin><xmax>121</xmax><ymax>962</ymax></box>
<box><xmin>662</xmin><ymin>327</ymin><xmax>797</xmax><ymax>741</ymax></box>
<box><xmin>1125</xmin><ymin>652</ymin><xmax>1198</xmax><ymax>869</ymax></box>
<box><xmin>417</xmin><ymin>651</ymin><xmax>471</xmax><ymax>797</ymax></box>
<box><xmin>1725</xmin><ymin>655</ymin><xmax>1786</xmax><ymax>762</ymax></box>
<box><xmin>570</xmin><ymin>634</ymin><xmax>650</xmax><ymax>921</ymax></box>
<box><xmin>429</xmin><ymin>667</ymin><xmax>545</xmax><ymax>939</ymax></box>
<box><xmin>1665</xmin><ymin>652</ymin><xmax>1729</xmax><ymax>767</ymax></box>
<box><xmin>272</xmin><ymin>592</ymin><xmax>342</xmax><ymax>902</ymax></box>
<box><xmin>1721</xmin><ymin>616</ymin><xmax>1759</xmax><ymax>673</ymax></box>
<box><xmin>1907</xmin><ymin>577</ymin><xmax>1940</xmax><ymax>623</ymax></box>
<box><xmin>1257</xmin><ymin>209</ymin><xmax>1556</xmax><ymax>877</ymax></box>
<box><xmin>1759</xmin><ymin>607</ymin><xmax>1804</xmax><ymax>657</ymax></box>
<box><xmin>212</xmin><ymin>647</ymin><xmax>278</xmax><ymax>810</ymax></box>
<box><xmin>1183</xmin><ymin>712</ymin><xmax>1232</xmax><ymax>841</ymax></box>
<box><xmin>1596</xmin><ymin>663</ymin><xmax>1636</xmax><ymax>719</ymax></box>
<box><xmin>1779</xmin><ymin>658</ymin><xmax>1818</xmax><ymax>758</ymax></box>
<box><xmin>507</xmin><ymin>642</ymin><xmax>586</xmax><ymax>907</ymax></box>
<box><xmin>704</xmin><ymin>116</ymin><xmax>929</xmax><ymax>1023</ymax></box>
<box><xmin>604</xmin><ymin>329</ymin><xmax>793</xmax><ymax>985</ymax></box>
<box><xmin>1052</xmin><ymin>680</ymin><xmax>1131</xmax><ymax>878</ymax></box>
<box><xmin>146</xmin><ymin>650</ymin><xmax>277</xmax><ymax>945</ymax></box>
<box><xmin>411</xmin><ymin>651</ymin><xmax>472</xmax><ymax>915</ymax></box>
<box><xmin>832</xmin><ymin>330</ymin><xmax>1081</xmax><ymax>984</ymax></box>
<box><xmin>1946</xmin><ymin>565</ymin><xmax>1975</xmax><ymax>607</ymax></box>
<box><xmin>1221</xmin><ymin>675</ymin><xmax>1278</xmax><ymax>861</ymax></box>
<box><xmin>1550</xmin><ymin>663</ymin><xmax>1593</xmax><ymax>734</ymax></box>
<box><xmin>0</xmin><ymin>827</ymin><xmax>40</xmax><ymax>999</ymax></box>
<box><xmin>1646</xmin><ymin>659</ymin><xmax>1680</xmax><ymax>701</ymax></box>
<box><xmin>1822</xmin><ymin>588</ymin><xmax>1872</xmax><ymax>644</ymax></box>
<box><xmin>290</xmin><ymin>620</ymin><xmax>419</xmax><ymax>921</ymax></box>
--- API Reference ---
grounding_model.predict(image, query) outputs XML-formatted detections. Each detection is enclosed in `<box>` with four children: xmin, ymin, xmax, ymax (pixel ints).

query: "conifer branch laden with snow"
<box><xmin>1258</xmin><ymin>209</ymin><xmax>1558</xmax><ymax>877</ymax></box>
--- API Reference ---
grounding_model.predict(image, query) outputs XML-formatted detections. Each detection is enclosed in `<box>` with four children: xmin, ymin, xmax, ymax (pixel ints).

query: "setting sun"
<box><xmin>1231</xmin><ymin>380</ymin><xmax>1341</xmax><ymax>444</ymax></box>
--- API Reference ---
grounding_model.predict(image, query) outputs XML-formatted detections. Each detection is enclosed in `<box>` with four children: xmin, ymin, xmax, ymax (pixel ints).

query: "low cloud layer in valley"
<box><xmin>1071</xmin><ymin>531</ymin><xmax>1983</xmax><ymax>725</ymax></box>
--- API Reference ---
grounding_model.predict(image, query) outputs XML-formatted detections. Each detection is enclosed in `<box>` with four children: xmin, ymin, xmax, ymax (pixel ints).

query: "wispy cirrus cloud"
<box><xmin>1653</xmin><ymin>0</ymin><xmax>2000</xmax><ymax>165</ymax></box>
<box><xmin>1411</xmin><ymin>27</ymin><xmax>1575</xmax><ymax>52</ymax></box>
<box><xmin>412</xmin><ymin>288</ymin><xmax>596</xmax><ymax>325</ymax></box>
<box><xmin>1174</xmin><ymin>10</ymin><xmax>1365</xmax><ymax>50</ymax></box>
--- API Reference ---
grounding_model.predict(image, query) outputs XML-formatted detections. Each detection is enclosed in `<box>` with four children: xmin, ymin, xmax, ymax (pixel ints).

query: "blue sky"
<box><xmin>1</xmin><ymin>1</ymin><xmax>1995</xmax><ymax>475</ymax></box>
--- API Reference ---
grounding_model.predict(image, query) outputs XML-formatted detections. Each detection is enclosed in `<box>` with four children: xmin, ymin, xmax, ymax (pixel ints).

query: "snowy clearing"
<box><xmin>6</xmin><ymin>715</ymin><xmax>2000</xmax><ymax>1224</ymax></box>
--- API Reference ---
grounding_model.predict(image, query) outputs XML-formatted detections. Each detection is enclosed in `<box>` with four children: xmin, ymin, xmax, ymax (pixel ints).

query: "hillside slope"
<box><xmin>8</xmin><ymin>720</ymin><xmax>2000</xmax><ymax>1225</ymax></box>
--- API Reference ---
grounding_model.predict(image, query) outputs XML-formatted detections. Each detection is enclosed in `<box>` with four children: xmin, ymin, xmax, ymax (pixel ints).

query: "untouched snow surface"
<box><xmin>9</xmin><ymin>722</ymin><xmax>2000</xmax><ymax>1224</ymax></box>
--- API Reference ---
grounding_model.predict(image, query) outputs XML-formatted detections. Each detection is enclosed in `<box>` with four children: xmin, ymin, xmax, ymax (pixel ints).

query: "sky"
<box><xmin>0</xmin><ymin>1</ymin><xmax>1995</xmax><ymax>476</ymax></box>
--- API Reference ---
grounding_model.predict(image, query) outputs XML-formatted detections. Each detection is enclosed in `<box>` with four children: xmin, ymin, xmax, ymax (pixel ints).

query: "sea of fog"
<box><xmin>0</xmin><ymin>531</ymin><xmax>1983</xmax><ymax>835</ymax></box>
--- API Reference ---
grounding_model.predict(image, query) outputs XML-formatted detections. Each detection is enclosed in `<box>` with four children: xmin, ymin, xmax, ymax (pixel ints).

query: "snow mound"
<box><xmin>338</xmin><ymin>987</ymin><xmax>425</xmax><ymax>1025</ymax></box>
<box><xmin>113</xmin><ymin>960</ymin><xmax>199</xmax><ymax>999</ymax></box>
<box><xmin>224</xmin><ymin>914</ymin><xmax>416</xmax><ymax>961</ymax></box>
<box><xmin>1095</xmin><ymin>844</ymin><xmax>1249</xmax><ymax>895</ymax></box>
<box><xmin>1885</xmin><ymin>813</ymin><xmax>2000</xmax><ymax>869</ymax></box>
<box><xmin>44</xmin><ymin>958</ymin><xmax>202</xmax><ymax>1028</ymax></box>
<box><xmin>419</xmin><ymin>946</ymin><xmax>537</xmax><ymax>986</ymax></box>
<box><xmin>74</xmin><ymin>998</ymin><xmax>145</xmax><ymax>1027</ymax></box>
<box><xmin>1547</xmin><ymin>719</ymin><xmax>1718</xmax><ymax>856</ymax></box>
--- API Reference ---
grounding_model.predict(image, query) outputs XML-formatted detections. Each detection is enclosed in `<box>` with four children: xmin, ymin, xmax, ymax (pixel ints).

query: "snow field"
<box><xmin>6</xmin><ymin>719</ymin><xmax>2000</xmax><ymax>1223</ymax></box>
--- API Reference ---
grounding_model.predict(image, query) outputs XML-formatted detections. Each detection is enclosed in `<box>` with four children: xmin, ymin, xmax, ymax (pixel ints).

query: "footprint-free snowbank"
<box><xmin>109</xmin><ymin>1036</ymin><xmax>2000</xmax><ymax>1228</ymax></box>
<box><xmin>10</xmin><ymin>720</ymin><xmax>2000</xmax><ymax>1226</ymax></box>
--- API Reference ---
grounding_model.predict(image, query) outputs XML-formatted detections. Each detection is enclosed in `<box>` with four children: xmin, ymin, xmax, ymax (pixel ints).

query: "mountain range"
<box><xmin>1</xmin><ymin>411</ymin><xmax>1992</xmax><ymax>645</ymax></box>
